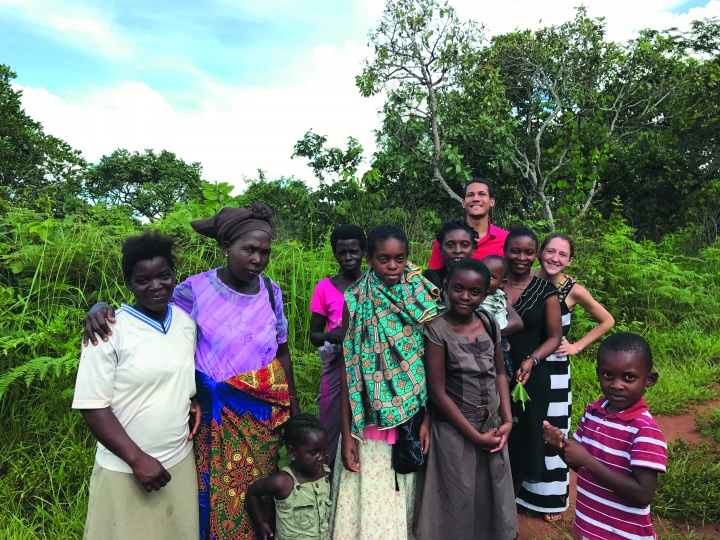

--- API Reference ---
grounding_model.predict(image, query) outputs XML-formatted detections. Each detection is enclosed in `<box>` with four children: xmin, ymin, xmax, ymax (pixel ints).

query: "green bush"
<box><xmin>2</xmin><ymin>201</ymin><xmax>719</xmax><ymax>537</ymax></box>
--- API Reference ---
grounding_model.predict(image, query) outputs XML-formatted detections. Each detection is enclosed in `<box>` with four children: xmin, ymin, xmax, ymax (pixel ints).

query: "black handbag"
<box><xmin>391</xmin><ymin>408</ymin><xmax>425</xmax><ymax>474</ymax></box>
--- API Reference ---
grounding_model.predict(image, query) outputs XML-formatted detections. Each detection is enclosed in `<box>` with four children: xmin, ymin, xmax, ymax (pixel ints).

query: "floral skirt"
<box><xmin>194</xmin><ymin>359</ymin><xmax>291</xmax><ymax>540</ymax></box>
<box><xmin>329</xmin><ymin>437</ymin><xmax>415</xmax><ymax>540</ymax></box>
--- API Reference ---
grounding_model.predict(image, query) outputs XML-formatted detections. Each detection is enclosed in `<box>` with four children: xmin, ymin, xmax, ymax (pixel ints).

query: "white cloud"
<box><xmin>12</xmin><ymin>0</ymin><xmax>720</xmax><ymax>193</ymax></box>
<box><xmin>17</xmin><ymin>41</ymin><xmax>384</xmax><ymax>190</ymax></box>
<box><xmin>454</xmin><ymin>0</ymin><xmax>720</xmax><ymax>43</ymax></box>
<box><xmin>0</xmin><ymin>0</ymin><xmax>136</xmax><ymax>60</ymax></box>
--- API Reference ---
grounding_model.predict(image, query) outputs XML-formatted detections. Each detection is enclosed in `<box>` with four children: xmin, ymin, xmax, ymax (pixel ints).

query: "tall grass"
<box><xmin>1</xmin><ymin>205</ymin><xmax>719</xmax><ymax>538</ymax></box>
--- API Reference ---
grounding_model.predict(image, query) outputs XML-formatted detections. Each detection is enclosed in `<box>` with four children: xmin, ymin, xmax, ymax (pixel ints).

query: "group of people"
<box><xmin>74</xmin><ymin>178</ymin><xmax>667</xmax><ymax>540</ymax></box>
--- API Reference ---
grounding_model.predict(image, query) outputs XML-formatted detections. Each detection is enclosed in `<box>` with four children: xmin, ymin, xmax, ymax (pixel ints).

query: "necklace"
<box><xmin>504</xmin><ymin>276</ymin><xmax>531</xmax><ymax>291</ymax></box>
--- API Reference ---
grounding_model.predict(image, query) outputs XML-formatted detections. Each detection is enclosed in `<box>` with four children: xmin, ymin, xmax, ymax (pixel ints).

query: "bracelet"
<box><xmin>525</xmin><ymin>355</ymin><xmax>540</xmax><ymax>366</ymax></box>
<box><xmin>501</xmin><ymin>421</ymin><xmax>513</xmax><ymax>425</ymax></box>
<box><xmin>289</xmin><ymin>396</ymin><xmax>299</xmax><ymax>401</ymax></box>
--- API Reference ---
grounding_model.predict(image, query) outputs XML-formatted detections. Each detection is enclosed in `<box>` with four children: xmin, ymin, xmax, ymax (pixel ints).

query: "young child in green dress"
<box><xmin>247</xmin><ymin>414</ymin><xmax>331</xmax><ymax>540</ymax></box>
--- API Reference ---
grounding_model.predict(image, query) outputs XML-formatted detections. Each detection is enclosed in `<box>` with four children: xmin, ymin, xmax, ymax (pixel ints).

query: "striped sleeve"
<box><xmin>630</xmin><ymin>418</ymin><xmax>667</xmax><ymax>472</ymax></box>
<box><xmin>573</xmin><ymin>405</ymin><xmax>590</xmax><ymax>442</ymax></box>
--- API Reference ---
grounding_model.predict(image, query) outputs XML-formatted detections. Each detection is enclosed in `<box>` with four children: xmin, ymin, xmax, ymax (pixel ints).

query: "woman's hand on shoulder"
<box><xmin>82</xmin><ymin>304</ymin><xmax>116</xmax><ymax>346</ymax></box>
<box><xmin>341</xmin><ymin>435</ymin><xmax>360</xmax><ymax>472</ymax></box>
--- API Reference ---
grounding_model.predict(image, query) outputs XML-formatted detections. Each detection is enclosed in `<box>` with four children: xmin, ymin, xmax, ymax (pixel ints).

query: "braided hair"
<box><xmin>279</xmin><ymin>413</ymin><xmax>326</xmax><ymax>450</ymax></box>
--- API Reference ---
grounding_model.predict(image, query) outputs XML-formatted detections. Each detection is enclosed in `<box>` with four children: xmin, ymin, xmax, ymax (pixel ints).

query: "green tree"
<box><xmin>357</xmin><ymin>0</ymin><xmax>493</xmax><ymax>203</ymax></box>
<box><xmin>0</xmin><ymin>65</ymin><xmax>86</xmax><ymax>212</ymax></box>
<box><xmin>292</xmin><ymin>130</ymin><xmax>364</xmax><ymax>182</ymax></box>
<box><xmin>83</xmin><ymin>148</ymin><xmax>204</xmax><ymax>221</ymax></box>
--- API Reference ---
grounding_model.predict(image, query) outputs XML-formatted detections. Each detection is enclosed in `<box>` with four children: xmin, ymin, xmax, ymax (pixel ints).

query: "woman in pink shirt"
<box><xmin>309</xmin><ymin>225</ymin><xmax>366</xmax><ymax>470</ymax></box>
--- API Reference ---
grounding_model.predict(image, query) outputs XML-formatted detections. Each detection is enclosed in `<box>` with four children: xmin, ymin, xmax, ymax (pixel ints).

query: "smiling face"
<box><xmin>440</xmin><ymin>229</ymin><xmax>475</xmax><ymax>268</ymax></box>
<box><xmin>223</xmin><ymin>230</ymin><xmax>272</xmax><ymax>283</ymax></box>
<box><xmin>334</xmin><ymin>238</ymin><xmax>364</xmax><ymax>277</ymax></box>
<box><xmin>288</xmin><ymin>429</ymin><xmax>328</xmax><ymax>476</ymax></box>
<box><xmin>446</xmin><ymin>269</ymin><xmax>488</xmax><ymax>318</ymax></box>
<box><xmin>597</xmin><ymin>350</ymin><xmax>658</xmax><ymax>414</ymax></box>
<box><xmin>482</xmin><ymin>258</ymin><xmax>507</xmax><ymax>295</ymax></box>
<box><xmin>504</xmin><ymin>235</ymin><xmax>538</xmax><ymax>277</ymax></box>
<box><xmin>125</xmin><ymin>256</ymin><xmax>175</xmax><ymax>321</ymax></box>
<box><xmin>367</xmin><ymin>237</ymin><xmax>408</xmax><ymax>286</ymax></box>
<box><xmin>461</xmin><ymin>181</ymin><xmax>495</xmax><ymax>219</ymax></box>
<box><xmin>539</xmin><ymin>237</ymin><xmax>573</xmax><ymax>277</ymax></box>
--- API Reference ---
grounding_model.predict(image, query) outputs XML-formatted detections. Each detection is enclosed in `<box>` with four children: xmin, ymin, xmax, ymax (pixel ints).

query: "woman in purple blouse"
<box><xmin>83</xmin><ymin>203</ymin><xmax>300</xmax><ymax>540</ymax></box>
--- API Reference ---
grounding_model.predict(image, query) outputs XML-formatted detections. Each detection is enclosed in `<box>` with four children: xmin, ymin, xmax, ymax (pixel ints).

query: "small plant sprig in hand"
<box><xmin>511</xmin><ymin>383</ymin><xmax>531</xmax><ymax>411</ymax></box>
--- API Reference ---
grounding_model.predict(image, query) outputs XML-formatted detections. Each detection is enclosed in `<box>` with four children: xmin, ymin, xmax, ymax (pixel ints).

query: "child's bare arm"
<box><xmin>562</xmin><ymin>440</ymin><xmax>659</xmax><ymax>506</ymax></box>
<box><xmin>246</xmin><ymin>472</ymin><xmax>294</xmax><ymax>539</ymax></box>
<box><xmin>502</xmin><ymin>303</ymin><xmax>523</xmax><ymax>337</ymax></box>
<box><xmin>492</xmin><ymin>342</ymin><xmax>513</xmax><ymax>452</ymax></box>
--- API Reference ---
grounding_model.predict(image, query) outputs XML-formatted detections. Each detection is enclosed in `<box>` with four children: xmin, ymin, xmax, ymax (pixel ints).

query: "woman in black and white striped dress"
<box><xmin>517</xmin><ymin>233</ymin><xmax>615</xmax><ymax>521</ymax></box>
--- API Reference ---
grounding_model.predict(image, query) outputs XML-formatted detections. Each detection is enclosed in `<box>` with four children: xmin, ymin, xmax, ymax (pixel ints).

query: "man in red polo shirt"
<box><xmin>428</xmin><ymin>179</ymin><xmax>509</xmax><ymax>269</ymax></box>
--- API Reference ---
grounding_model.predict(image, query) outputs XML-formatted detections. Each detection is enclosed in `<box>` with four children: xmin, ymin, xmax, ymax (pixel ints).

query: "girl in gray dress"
<box><xmin>414</xmin><ymin>258</ymin><xmax>518</xmax><ymax>540</ymax></box>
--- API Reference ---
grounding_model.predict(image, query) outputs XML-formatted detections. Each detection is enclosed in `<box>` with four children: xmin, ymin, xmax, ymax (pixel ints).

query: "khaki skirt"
<box><xmin>83</xmin><ymin>450</ymin><xmax>198</xmax><ymax>540</ymax></box>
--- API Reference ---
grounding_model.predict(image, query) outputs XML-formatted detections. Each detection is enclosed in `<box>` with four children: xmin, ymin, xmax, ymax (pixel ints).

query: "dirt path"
<box><xmin>516</xmin><ymin>400</ymin><xmax>720</xmax><ymax>540</ymax></box>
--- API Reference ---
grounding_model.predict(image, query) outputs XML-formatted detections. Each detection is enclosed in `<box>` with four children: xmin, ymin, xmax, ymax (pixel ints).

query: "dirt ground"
<box><xmin>516</xmin><ymin>401</ymin><xmax>720</xmax><ymax>540</ymax></box>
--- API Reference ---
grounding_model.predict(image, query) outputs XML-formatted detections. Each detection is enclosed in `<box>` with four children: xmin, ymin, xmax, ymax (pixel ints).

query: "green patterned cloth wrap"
<box><xmin>343</xmin><ymin>263</ymin><xmax>443</xmax><ymax>439</ymax></box>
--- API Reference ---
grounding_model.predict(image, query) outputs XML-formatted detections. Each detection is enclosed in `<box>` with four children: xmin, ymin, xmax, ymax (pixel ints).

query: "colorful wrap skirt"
<box><xmin>194</xmin><ymin>358</ymin><xmax>291</xmax><ymax>540</ymax></box>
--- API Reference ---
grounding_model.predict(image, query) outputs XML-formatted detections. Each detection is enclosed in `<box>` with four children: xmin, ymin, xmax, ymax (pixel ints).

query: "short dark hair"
<box><xmin>598</xmin><ymin>332</ymin><xmax>653</xmax><ymax>371</ymax></box>
<box><xmin>481</xmin><ymin>254</ymin><xmax>508</xmax><ymax>276</ymax></box>
<box><xmin>435</xmin><ymin>219</ymin><xmax>479</xmax><ymax>248</ymax></box>
<box><xmin>463</xmin><ymin>178</ymin><xmax>495</xmax><ymax>199</ymax></box>
<box><xmin>330</xmin><ymin>225</ymin><xmax>367</xmax><ymax>252</ymax></box>
<box><xmin>504</xmin><ymin>226</ymin><xmax>538</xmax><ymax>252</ymax></box>
<box><xmin>366</xmin><ymin>224</ymin><xmax>408</xmax><ymax>256</ymax></box>
<box><xmin>540</xmin><ymin>233</ymin><xmax>575</xmax><ymax>258</ymax></box>
<box><xmin>121</xmin><ymin>231</ymin><xmax>176</xmax><ymax>281</ymax></box>
<box><xmin>446</xmin><ymin>258</ymin><xmax>491</xmax><ymax>294</ymax></box>
<box><xmin>280</xmin><ymin>413</ymin><xmax>326</xmax><ymax>449</ymax></box>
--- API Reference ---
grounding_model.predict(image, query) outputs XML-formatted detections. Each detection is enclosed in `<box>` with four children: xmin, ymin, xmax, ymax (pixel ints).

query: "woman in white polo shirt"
<box><xmin>72</xmin><ymin>232</ymin><xmax>201</xmax><ymax>540</ymax></box>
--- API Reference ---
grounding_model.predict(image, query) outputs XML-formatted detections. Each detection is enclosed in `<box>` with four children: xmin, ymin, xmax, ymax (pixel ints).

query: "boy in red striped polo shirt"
<box><xmin>543</xmin><ymin>332</ymin><xmax>667</xmax><ymax>540</ymax></box>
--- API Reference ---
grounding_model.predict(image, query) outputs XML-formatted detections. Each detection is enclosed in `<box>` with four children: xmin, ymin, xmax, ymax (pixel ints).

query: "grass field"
<box><xmin>1</xmin><ymin>209</ymin><xmax>719</xmax><ymax>538</ymax></box>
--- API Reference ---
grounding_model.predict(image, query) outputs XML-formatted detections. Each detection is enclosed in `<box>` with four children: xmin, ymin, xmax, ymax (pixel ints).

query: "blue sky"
<box><xmin>1</xmin><ymin>0</ymin><xmax>717</xmax><ymax>188</ymax></box>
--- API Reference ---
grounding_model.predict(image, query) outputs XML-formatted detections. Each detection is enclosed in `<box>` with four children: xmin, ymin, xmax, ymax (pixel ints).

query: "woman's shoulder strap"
<box><xmin>263</xmin><ymin>275</ymin><xmax>276</xmax><ymax>312</ymax></box>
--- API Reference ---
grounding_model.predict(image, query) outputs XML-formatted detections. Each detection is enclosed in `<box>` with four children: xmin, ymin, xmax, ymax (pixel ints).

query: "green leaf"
<box><xmin>511</xmin><ymin>383</ymin><xmax>531</xmax><ymax>411</ymax></box>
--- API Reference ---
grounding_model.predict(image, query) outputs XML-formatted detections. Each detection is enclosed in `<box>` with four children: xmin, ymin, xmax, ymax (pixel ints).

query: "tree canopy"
<box><xmin>0</xmin><ymin>65</ymin><xmax>86</xmax><ymax>213</ymax></box>
<box><xmin>83</xmin><ymin>148</ymin><xmax>205</xmax><ymax>221</ymax></box>
<box><xmin>360</xmin><ymin>0</ymin><xmax>720</xmax><ymax>235</ymax></box>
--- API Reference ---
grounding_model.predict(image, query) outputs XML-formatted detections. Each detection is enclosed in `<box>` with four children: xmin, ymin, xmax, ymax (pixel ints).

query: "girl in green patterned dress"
<box><xmin>329</xmin><ymin>225</ymin><xmax>443</xmax><ymax>540</ymax></box>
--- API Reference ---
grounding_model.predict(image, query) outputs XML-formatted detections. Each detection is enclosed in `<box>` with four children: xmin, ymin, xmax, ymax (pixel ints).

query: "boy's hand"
<box><xmin>561</xmin><ymin>439</ymin><xmax>592</xmax><ymax>469</ymax></box>
<box><xmin>542</xmin><ymin>420</ymin><xmax>566</xmax><ymax>449</ymax></box>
